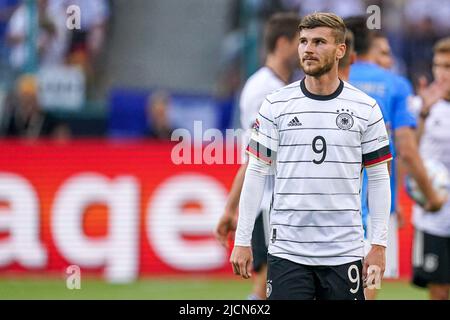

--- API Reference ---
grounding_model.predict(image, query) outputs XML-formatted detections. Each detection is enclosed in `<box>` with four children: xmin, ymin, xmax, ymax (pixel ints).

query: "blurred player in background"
<box><xmin>369</xmin><ymin>32</ymin><xmax>409</xmax><ymax>229</ymax></box>
<box><xmin>231</xmin><ymin>12</ymin><xmax>392</xmax><ymax>300</ymax></box>
<box><xmin>369</xmin><ymin>33</ymin><xmax>394</xmax><ymax>70</ymax></box>
<box><xmin>345</xmin><ymin>16</ymin><xmax>446</xmax><ymax>300</ymax></box>
<box><xmin>338</xmin><ymin>29</ymin><xmax>356</xmax><ymax>81</ymax></box>
<box><xmin>145</xmin><ymin>90</ymin><xmax>173</xmax><ymax>140</ymax></box>
<box><xmin>214</xmin><ymin>12</ymin><xmax>301</xmax><ymax>300</ymax></box>
<box><xmin>411</xmin><ymin>37</ymin><xmax>450</xmax><ymax>300</ymax></box>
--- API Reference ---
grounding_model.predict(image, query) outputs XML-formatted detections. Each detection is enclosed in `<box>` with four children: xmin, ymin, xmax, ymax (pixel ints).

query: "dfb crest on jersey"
<box><xmin>336</xmin><ymin>110</ymin><xmax>354</xmax><ymax>130</ymax></box>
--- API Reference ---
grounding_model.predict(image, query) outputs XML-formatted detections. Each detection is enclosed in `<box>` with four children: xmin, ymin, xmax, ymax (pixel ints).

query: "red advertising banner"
<box><xmin>0</xmin><ymin>140</ymin><xmax>240</xmax><ymax>282</ymax></box>
<box><xmin>0</xmin><ymin>140</ymin><xmax>414</xmax><ymax>282</ymax></box>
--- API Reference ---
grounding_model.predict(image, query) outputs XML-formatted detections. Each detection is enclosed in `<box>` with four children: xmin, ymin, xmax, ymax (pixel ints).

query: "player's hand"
<box><xmin>424</xmin><ymin>192</ymin><xmax>447</xmax><ymax>212</ymax></box>
<box><xmin>362</xmin><ymin>245</ymin><xmax>385</xmax><ymax>288</ymax></box>
<box><xmin>230</xmin><ymin>246</ymin><xmax>253</xmax><ymax>279</ymax></box>
<box><xmin>417</xmin><ymin>76</ymin><xmax>447</xmax><ymax>113</ymax></box>
<box><xmin>214</xmin><ymin>209</ymin><xmax>238</xmax><ymax>248</ymax></box>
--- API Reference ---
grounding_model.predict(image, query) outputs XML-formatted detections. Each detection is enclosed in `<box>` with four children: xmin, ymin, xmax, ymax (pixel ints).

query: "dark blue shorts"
<box><xmin>266</xmin><ymin>254</ymin><xmax>365</xmax><ymax>300</ymax></box>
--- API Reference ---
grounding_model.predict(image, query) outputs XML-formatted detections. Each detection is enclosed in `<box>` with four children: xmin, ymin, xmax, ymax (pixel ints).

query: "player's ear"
<box><xmin>336</xmin><ymin>43</ymin><xmax>346</xmax><ymax>60</ymax></box>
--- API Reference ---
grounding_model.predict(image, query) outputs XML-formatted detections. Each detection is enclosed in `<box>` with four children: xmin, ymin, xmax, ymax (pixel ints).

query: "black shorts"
<box><xmin>266</xmin><ymin>254</ymin><xmax>365</xmax><ymax>300</ymax></box>
<box><xmin>412</xmin><ymin>229</ymin><xmax>450</xmax><ymax>288</ymax></box>
<box><xmin>251</xmin><ymin>212</ymin><xmax>268</xmax><ymax>272</ymax></box>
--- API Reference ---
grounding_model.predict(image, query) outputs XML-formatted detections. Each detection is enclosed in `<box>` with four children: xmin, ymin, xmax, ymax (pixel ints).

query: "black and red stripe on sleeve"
<box><xmin>246</xmin><ymin>139</ymin><xmax>276</xmax><ymax>165</ymax></box>
<box><xmin>363</xmin><ymin>145</ymin><xmax>392</xmax><ymax>167</ymax></box>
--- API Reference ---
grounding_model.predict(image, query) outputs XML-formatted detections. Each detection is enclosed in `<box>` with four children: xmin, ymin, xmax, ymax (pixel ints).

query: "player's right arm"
<box><xmin>215</xmin><ymin>81</ymin><xmax>268</xmax><ymax>247</ymax></box>
<box><xmin>230</xmin><ymin>155</ymin><xmax>270</xmax><ymax>279</ymax></box>
<box><xmin>214</xmin><ymin>162</ymin><xmax>247</xmax><ymax>248</ymax></box>
<box><xmin>230</xmin><ymin>99</ymin><xmax>278</xmax><ymax>279</ymax></box>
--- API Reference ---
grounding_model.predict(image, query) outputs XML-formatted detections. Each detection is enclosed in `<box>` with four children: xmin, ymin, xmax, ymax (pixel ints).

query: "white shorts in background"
<box><xmin>364</xmin><ymin>214</ymin><xmax>399</xmax><ymax>278</ymax></box>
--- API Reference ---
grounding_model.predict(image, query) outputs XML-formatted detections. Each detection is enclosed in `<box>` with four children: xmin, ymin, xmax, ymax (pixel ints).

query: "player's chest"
<box><xmin>274</xmin><ymin>104</ymin><xmax>366</xmax><ymax>145</ymax></box>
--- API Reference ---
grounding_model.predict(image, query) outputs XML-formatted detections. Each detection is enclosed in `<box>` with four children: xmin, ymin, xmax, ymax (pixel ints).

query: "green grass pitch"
<box><xmin>0</xmin><ymin>277</ymin><xmax>428</xmax><ymax>300</ymax></box>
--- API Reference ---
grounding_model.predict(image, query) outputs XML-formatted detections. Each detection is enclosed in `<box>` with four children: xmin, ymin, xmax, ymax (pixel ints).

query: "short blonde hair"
<box><xmin>434</xmin><ymin>37</ymin><xmax>450</xmax><ymax>54</ymax></box>
<box><xmin>299</xmin><ymin>12</ymin><xmax>346</xmax><ymax>44</ymax></box>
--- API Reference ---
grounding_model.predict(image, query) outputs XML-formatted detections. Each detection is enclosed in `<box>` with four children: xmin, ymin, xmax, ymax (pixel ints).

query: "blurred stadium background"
<box><xmin>0</xmin><ymin>0</ymin><xmax>448</xmax><ymax>299</ymax></box>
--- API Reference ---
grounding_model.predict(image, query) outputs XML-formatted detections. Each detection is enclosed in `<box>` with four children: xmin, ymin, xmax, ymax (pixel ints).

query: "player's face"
<box><xmin>372</xmin><ymin>37</ymin><xmax>393</xmax><ymax>70</ymax></box>
<box><xmin>298</xmin><ymin>27</ymin><xmax>345</xmax><ymax>77</ymax></box>
<box><xmin>433</xmin><ymin>52</ymin><xmax>450</xmax><ymax>96</ymax></box>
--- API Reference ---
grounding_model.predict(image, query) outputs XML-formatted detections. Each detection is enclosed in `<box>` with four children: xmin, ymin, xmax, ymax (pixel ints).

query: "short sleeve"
<box><xmin>246</xmin><ymin>99</ymin><xmax>278</xmax><ymax>165</ymax></box>
<box><xmin>361</xmin><ymin>103</ymin><xmax>392</xmax><ymax>167</ymax></box>
<box><xmin>391</xmin><ymin>77</ymin><xmax>417</xmax><ymax>130</ymax></box>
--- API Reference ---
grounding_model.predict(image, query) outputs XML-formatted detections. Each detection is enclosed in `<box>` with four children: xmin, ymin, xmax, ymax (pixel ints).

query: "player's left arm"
<box><xmin>361</xmin><ymin>103</ymin><xmax>392</xmax><ymax>283</ymax></box>
<box><xmin>364</xmin><ymin>162</ymin><xmax>391</xmax><ymax>283</ymax></box>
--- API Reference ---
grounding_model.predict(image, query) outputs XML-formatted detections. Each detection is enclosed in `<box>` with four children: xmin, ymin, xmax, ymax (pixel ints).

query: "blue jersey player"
<box><xmin>345</xmin><ymin>17</ymin><xmax>446</xmax><ymax>300</ymax></box>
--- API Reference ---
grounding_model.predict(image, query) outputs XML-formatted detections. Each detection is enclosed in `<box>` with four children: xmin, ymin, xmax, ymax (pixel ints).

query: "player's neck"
<box><xmin>304</xmin><ymin>71</ymin><xmax>341</xmax><ymax>96</ymax></box>
<box><xmin>265</xmin><ymin>55</ymin><xmax>291</xmax><ymax>84</ymax></box>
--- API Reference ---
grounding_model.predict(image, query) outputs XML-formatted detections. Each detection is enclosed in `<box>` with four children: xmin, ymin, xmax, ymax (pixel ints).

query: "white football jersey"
<box><xmin>239</xmin><ymin>67</ymin><xmax>286</xmax><ymax>231</ymax></box>
<box><xmin>413</xmin><ymin>99</ymin><xmax>450</xmax><ymax>237</ymax></box>
<box><xmin>247</xmin><ymin>78</ymin><xmax>392</xmax><ymax>266</ymax></box>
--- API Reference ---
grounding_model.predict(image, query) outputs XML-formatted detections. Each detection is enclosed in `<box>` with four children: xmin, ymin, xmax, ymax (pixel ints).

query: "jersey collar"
<box><xmin>300</xmin><ymin>78</ymin><xmax>344</xmax><ymax>101</ymax></box>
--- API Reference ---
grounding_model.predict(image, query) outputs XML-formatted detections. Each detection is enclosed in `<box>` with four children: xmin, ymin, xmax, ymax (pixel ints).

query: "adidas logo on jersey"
<box><xmin>287</xmin><ymin>116</ymin><xmax>302</xmax><ymax>127</ymax></box>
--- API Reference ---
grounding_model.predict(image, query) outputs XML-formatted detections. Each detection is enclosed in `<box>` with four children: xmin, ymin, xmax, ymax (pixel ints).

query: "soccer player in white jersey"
<box><xmin>230</xmin><ymin>12</ymin><xmax>392</xmax><ymax>300</ymax></box>
<box><xmin>411</xmin><ymin>37</ymin><xmax>450</xmax><ymax>300</ymax></box>
<box><xmin>214</xmin><ymin>12</ymin><xmax>301</xmax><ymax>300</ymax></box>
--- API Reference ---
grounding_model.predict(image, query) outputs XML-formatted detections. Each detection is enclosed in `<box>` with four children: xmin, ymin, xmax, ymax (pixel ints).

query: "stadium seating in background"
<box><xmin>107</xmin><ymin>88</ymin><xmax>235</xmax><ymax>139</ymax></box>
<box><xmin>48</xmin><ymin>108</ymin><xmax>107</xmax><ymax>137</ymax></box>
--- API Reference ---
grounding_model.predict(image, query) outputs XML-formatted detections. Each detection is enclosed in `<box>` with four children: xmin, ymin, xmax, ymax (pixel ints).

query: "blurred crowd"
<box><xmin>220</xmin><ymin>0</ymin><xmax>450</xmax><ymax>96</ymax></box>
<box><xmin>0</xmin><ymin>0</ymin><xmax>109</xmax><ymax>79</ymax></box>
<box><xmin>0</xmin><ymin>0</ymin><xmax>110</xmax><ymax>140</ymax></box>
<box><xmin>0</xmin><ymin>0</ymin><xmax>449</xmax><ymax>141</ymax></box>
